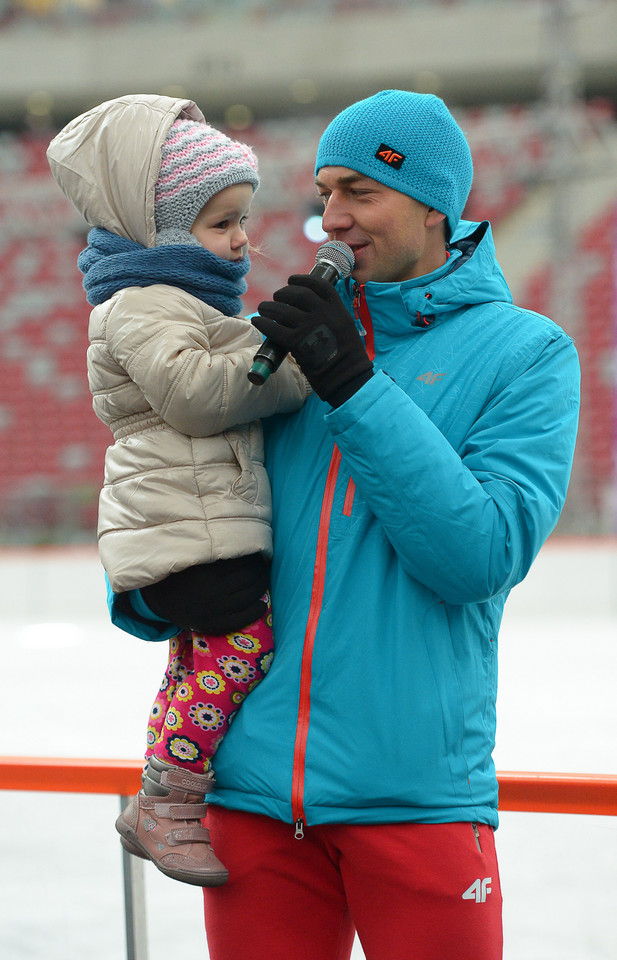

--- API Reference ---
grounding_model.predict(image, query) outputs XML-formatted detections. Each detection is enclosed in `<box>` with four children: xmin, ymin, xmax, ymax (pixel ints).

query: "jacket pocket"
<box><xmin>224</xmin><ymin>429</ymin><xmax>259</xmax><ymax>503</ymax></box>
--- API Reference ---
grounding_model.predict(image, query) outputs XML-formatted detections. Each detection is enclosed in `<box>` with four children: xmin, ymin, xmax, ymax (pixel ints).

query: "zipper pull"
<box><xmin>472</xmin><ymin>822</ymin><xmax>482</xmax><ymax>853</ymax></box>
<box><xmin>352</xmin><ymin>284</ymin><xmax>367</xmax><ymax>334</ymax></box>
<box><xmin>294</xmin><ymin>818</ymin><xmax>305</xmax><ymax>840</ymax></box>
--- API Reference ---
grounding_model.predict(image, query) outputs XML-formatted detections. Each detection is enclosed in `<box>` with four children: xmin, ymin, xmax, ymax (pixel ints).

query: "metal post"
<box><xmin>120</xmin><ymin>795</ymin><xmax>149</xmax><ymax>960</ymax></box>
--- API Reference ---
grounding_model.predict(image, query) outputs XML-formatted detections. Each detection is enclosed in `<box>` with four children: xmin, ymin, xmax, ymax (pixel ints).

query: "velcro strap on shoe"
<box><xmin>154</xmin><ymin>801</ymin><xmax>208</xmax><ymax>820</ymax></box>
<box><xmin>168</xmin><ymin>825</ymin><xmax>212</xmax><ymax>845</ymax></box>
<box><xmin>160</xmin><ymin>767</ymin><xmax>213</xmax><ymax>793</ymax></box>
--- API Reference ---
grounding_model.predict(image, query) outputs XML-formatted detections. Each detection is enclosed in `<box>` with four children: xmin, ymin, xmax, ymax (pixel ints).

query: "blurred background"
<box><xmin>0</xmin><ymin>0</ymin><xmax>616</xmax><ymax>545</ymax></box>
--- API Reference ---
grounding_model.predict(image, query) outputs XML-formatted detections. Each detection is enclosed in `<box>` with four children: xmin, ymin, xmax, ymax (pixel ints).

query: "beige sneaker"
<box><xmin>115</xmin><ymin>759</ymin><xmax>228</xmax><ymax>887</ymax></box>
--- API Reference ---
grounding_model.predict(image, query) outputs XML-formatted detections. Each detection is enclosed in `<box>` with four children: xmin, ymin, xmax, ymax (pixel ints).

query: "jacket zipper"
<box><xmin>472</xmin><ymin>822</ymin><xmax>482</xmax><ymax>853</ymax></box>
<box><xmin>291</xmin><ymin>444</ymin><xmax>342</xmax><ymax>836</ymax></box>
<box><xmin>343</xmin><ymin>285</ymin><xmax>375</xmax><ymax>517</ymax></box>
<box><xmin>353</xmin><ymin>283</ymin><xmax>375</xmax><ymax>357</ymax></box>
<box><xmin>291</xmin><ymin>284</ymin><xmax>375</xmax><ymax>837</ymax></box>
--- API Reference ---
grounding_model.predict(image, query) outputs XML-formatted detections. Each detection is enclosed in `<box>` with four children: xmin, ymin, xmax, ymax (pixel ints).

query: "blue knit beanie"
<box><xmin>315</xmin><ymin>90</ymin><xmax>473</xmax><ymax>237</ymax></box>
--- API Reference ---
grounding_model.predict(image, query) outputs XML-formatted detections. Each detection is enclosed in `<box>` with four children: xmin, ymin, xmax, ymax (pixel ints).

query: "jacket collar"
<box><xmin>338</xmin><ymin>220</ymin><xmax>513</xmax><ymax>340</ymax></box>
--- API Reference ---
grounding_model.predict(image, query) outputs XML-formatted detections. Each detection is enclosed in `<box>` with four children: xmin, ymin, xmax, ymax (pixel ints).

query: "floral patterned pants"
<box><xmin>144</xmin><ymin>593</ymin><xmax>274</xmax><ymax>774</ymax></box>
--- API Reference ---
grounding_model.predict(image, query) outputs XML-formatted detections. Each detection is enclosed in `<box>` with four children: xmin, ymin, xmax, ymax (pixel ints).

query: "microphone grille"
<box><xmin>315</xmin><ymin>240</ymin><xmax>355</xmax><ymax>278</ymax></box>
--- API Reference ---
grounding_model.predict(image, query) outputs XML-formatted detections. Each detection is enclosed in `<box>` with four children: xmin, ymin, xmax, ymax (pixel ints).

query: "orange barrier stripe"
<box><xmin>497</xmin><ymin>771</ymin><xmax>617</xmax><ymax>816</ymax></box>
<box><xmin>1</xmin><ymin>757</ymin><xmax>616</xmax><ymax>816</ymax></box>
<box><xmin>0</xmin><ymin>756</ymin><xmax>143</xmax><ymax>795</ymax></box>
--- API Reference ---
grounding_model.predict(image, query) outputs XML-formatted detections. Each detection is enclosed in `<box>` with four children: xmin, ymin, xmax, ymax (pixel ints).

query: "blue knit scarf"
<box><xmin>78</xmin><ymin>227</ymin><xmax>250</xmax><ymax>317</ymax></box>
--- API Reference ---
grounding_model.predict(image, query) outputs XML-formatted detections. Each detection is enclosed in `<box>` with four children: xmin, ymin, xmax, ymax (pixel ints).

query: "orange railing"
<box><xmin>3</xmin><ymin>756</ymin><xmax>617</xmax><ymax>816</ymax></box>
<box><xmin>1</xmin><ymin>755</ymin><xmax>144</xmax><ymax>795</ymax></box>
<box><xmin>3</xmin><ymin>757</ymin><xmax>617</xmax><ymax>960</ymax></box>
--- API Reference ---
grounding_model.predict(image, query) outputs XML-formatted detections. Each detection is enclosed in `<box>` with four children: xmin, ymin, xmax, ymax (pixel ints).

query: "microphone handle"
<box><xmin>247</xmin><ymin>339</ymin><xmax>287</xmax><ymax>386</ymax></box>
<box><xmin>247</xmin><ymin>261</ymin><xmax>340</xmax><ymax>386</ymax></box>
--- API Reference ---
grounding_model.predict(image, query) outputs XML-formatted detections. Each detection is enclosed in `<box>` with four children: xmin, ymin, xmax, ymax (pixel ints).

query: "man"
<box><xmin>111</xmin><ymin>90</ymin><xmax>580</xmax><ymax>959</ymax></box>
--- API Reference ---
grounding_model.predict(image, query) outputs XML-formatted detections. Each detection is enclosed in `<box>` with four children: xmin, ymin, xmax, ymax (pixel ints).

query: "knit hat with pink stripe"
<box><xmin>154</xmin><ymin>118</ymin><xmax>259</xmax><ymax>246</ymax></box>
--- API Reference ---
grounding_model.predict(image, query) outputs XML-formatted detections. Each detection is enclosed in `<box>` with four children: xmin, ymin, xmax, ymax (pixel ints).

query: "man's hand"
<box><xmin>254</xmin><ymin>274</ymin><xmax>373</xmax><ymax>407</ymax></box>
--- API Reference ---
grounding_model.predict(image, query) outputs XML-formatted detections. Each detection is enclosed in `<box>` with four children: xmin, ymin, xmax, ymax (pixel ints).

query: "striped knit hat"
<box><xmin>315</xmin><ymin>90</ymin><xmax>472</xmax><ymax>238</ymax></box>
<box><xmin>154</xmin><ymin>118</ymin><xmax>259</xmax><ymax>246</ymax></box>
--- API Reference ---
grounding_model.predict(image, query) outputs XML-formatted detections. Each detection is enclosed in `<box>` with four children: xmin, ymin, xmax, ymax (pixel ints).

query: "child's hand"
<box><xmin>140</xmin><ymin>556</ymin><xmax>270</xmax><ymax>634</ymax></box>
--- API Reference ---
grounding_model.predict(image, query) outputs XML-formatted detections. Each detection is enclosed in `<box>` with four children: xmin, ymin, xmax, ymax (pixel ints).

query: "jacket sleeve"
<box><xmin>106</xmin><ymin>574</ymin><xmax>179</xmax><ymax>642</ymax></box>
<box><xmin>104</xmin><ymin>287</ymin><xmax>307</xmax><ymax>437</ymax></box>
<box><xmin>328</xmin><ymin>330</ymin><xmax>580</xmax><ymax>604</ymax></box>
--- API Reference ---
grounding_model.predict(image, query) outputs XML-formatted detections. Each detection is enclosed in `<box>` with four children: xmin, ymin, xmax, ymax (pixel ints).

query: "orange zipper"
<box><xmin>290</xmin><ymin>285</ymin><xmax>375</xmax><ymax>836</ymax></box>
<box><xmin>291</xmin><ymin>444</ymin><xmax>342</xmax><ymax>835</ymax></box>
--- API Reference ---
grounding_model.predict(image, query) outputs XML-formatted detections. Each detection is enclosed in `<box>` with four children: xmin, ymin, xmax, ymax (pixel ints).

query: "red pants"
<box><xmin>203</xmin><ymin>807</ymin><xmax>503</xmax><ymax>960</ymax></box>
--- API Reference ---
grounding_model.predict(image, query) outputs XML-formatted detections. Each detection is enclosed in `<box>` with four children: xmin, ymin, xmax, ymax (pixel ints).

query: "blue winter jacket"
<box><xmin>109</xmin><ymin>219</ymin><xmax>580</xmax><ymax>831</ymax></box>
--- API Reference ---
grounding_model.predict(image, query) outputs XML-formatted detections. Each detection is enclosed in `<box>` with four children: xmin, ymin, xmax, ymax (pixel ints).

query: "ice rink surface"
<box><xmin>1</xmin><ymin>541</ymin><xmax>616</xmax><ymax>960</ymax></box>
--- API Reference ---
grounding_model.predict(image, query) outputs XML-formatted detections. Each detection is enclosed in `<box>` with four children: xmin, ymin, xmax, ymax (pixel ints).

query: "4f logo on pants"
<box><xmin>462</xmin><ymin>877</ymin><xmax>492</xmax><ymax>903</ymax></box>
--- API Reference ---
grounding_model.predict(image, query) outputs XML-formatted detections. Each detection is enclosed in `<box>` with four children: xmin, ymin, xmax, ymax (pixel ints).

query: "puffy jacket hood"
<box><xmin>47</xmin><ymin>94</ymin><xmax>205</xmax><ymax>247</ymax></box>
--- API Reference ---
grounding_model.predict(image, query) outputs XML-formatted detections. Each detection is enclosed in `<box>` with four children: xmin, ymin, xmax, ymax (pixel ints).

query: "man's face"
<box><xmin>315</xmin><ymin>166</ymin><xmax>446</xmax><ymax>284</ymax></box>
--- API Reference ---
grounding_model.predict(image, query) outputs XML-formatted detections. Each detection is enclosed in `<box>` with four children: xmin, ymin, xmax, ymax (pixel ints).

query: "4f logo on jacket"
<box><xmin>375</xmin><ymin>143</ymin><xmax>406</xmax><ymax>169</ymax></box>
<box><xmin>417</xmin><ymin>371</ymin><xmax>446</xmax><ymax>385</ymax></box>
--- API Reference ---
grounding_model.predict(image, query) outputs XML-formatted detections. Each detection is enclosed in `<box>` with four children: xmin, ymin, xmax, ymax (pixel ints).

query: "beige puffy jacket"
<box><xmin>47</xmin><ymin>94</ymin><xmax>308</xmax><ymax>592</ymax></box>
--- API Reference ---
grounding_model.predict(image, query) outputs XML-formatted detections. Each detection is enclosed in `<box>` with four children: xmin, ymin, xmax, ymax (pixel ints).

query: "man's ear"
<box><xmin>425</xmin><ymin>208</ymin><xmax>447</xmax><ymax>229</ymax></box>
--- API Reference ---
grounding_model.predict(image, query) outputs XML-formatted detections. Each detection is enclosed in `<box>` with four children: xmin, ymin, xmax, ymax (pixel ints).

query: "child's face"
<box><xmin>190</xmin><ymin>183</ymin><xmax>253</xmax><ymax>260</ymax></box>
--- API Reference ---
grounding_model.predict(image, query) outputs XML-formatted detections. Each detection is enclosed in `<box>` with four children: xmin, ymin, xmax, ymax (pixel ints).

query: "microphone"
<box><xmin>247</xmin><ymin>239</ymin><xmax>355</xmax><ymax>385</ymax></box>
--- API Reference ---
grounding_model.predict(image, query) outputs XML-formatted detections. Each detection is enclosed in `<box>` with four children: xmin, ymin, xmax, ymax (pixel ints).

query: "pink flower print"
<box><xmin>218</xmin><ymin>654</ymin><xmax>257</xmax><ymax>684</ymax></box>
<box><xmin>165</xmin><ymin>735</ymin><xmax>202</xmax><ymax>764</ymax></box>
<box><xmin>188</xmin><ymin>702</ymin><xmax>226</xmax><ymax>732</ymax></box>
<box><xmin>164</xmin><ymin>707</ymin><xmax>183</xmax><ymax>731</ymax></box>
<box><xmin>227</xmin><ymin>632</ymin><xmax>262</xmax><ymax>654</ymax></box>
<box><xmin>150</xmin><ymin>702</ymin><xmax>164</xmax><ymax>721</ymax></box>
<box><xmin>193</xmin><ymin>635</ymin><xmax>211</xmax><ymax>655</ymax></box>
<box><xmin>175</xmin><ymin>682</ymin><xmax>194</xmax><ymax>701</ymax></box>
<box><xmin>196</xmin><ymin>670</ymin><xmax>226</xmax><ymax>695</ymax></box>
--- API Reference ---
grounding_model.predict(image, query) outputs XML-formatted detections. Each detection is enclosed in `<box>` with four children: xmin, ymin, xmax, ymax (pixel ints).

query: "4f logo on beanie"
<box><xmin>375</xmin><ymin>143</ymin><xmax>406</xmax><ymax>169</ymax></box>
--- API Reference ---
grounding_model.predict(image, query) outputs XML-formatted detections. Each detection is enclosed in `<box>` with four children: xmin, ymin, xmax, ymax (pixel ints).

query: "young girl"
<box><xmin>46</xmin><ymin>94</ymin><xmax>307</xmax><ymax>887</ymax></box>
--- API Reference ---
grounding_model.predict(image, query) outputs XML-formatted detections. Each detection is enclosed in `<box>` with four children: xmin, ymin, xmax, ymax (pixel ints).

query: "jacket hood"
<box><xmin>47</xmin><ymin>94</ymin><xmax>205</xmax><ymax>247</ymax></box>
<box><xmin>438</xmin><ymin>219</ymin><xmax>513</xmax><ymax>311</ymax></box>
<box><xmin>340</xmin><ymin>220</ymin><xmax>513</xmax><ymax>336</ymax></box>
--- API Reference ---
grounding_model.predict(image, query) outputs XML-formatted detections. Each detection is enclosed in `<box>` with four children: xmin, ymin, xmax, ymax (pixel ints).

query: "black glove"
<box><xmin>139</xmin><ymin>555</ymin><xmax>270</xmax><ymax>635</ymax></box>
<box><xmin>254</xmin><ymin>274</ymin><xmax>374</xmax><ymax>407</ymax></box>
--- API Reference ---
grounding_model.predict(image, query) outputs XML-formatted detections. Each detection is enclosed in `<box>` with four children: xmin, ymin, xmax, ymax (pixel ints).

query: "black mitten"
<box><xmin>254</xmin><ymin>274</ymin><xmax>373</xmax><ymax>407</ymax></box>
<box><xmin>140</xmin><ymin>555</ymin><xmax>270</xmax><ymax>635</ymax></box>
